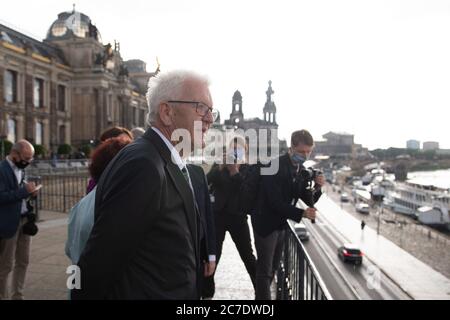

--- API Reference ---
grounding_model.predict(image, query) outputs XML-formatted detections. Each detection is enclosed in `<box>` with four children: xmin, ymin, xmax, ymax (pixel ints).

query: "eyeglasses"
<box><xmin>167</xmin><ymin>100</ymin><xmax>219</xmax><ymax>122</ymax></box>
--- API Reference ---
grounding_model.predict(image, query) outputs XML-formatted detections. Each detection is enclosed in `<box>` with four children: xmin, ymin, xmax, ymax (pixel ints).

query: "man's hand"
<box><xmin>314</xmin><ymin>174</ymin><xmax>325</xmax><ymax>188</ymax></box>
<box><xmin>304</xmin><ymin>207</ymin><xmax>317</xmax><ymax>221</ymax></box>
<box><xmin>25</xmin><ymin>182</ymin><xmax>40</xmax><ymax>197</ymax></box>
<box><xmin>204</xmin><ymin>261</ymin><xmax>216</xmax><ymax>277</ymax></box>
<box><xmin>25</xmin><ymin>182</ymin><xmax>36</xmax><ymax>194</ymax></box>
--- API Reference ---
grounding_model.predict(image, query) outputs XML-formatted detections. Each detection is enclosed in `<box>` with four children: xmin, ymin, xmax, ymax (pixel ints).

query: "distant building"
<box><xmin>423</xmin><ymin>141</ymin><xmax>439</xmax><ymax>151</ymax></box>
<box><xmin>314</xmin><ymin>131</ymin><xmax>369</xmax><ymax>159</ymax></box>
<box><xmin>0</xmin><ymin>8</ymin><xmax>155</xmax><ymax>153</ymax></box>
<box><xmin>214</xmin><ymin>81</ymin><xmax>287</xmax><ymax>157</ymax></box>
<box><xmin>406</xmin><ymin>139</ymin><xmax>420</xmax><ymax>150</ymax></box>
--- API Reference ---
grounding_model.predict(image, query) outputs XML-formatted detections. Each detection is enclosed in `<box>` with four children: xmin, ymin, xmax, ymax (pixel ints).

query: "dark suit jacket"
<box><xmin>72</xmin><ymin>129</ymin><xmax>200</xmax><ymax>300</ymax></box>
<box><xmin>187</xmin><ymin>164</ymin><xmax>216</xmax><ymax>261</ymax></box>
<box><xmin>206</xmin><ymin>163</ymin><xmax>245</xmax><ymax>216</ymax></box>
<box><xmin>251</xmin><ymin>153</ymin><xmax>322</xmax><ymax>237</ymax></box>
<box><xmin>0</xmin><ymin>160</ymin><xmax>29</xmax><ymax>239</ymax></box>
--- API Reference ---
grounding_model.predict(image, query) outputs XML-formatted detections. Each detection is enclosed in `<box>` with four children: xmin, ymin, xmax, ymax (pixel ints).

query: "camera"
<box><xmin>22</xmin><ymin>200</ymin><xmax>39</xmax><ymax>236</ymax></box>
<box><xmin>293</xmin><ymin>167</ymin><xmax>322</xmax><ymax>200</ymax></box>
<box><xmin>299</xmin><ymin>167</ymin><xmax>322</xmax><ymax>183</ymax></box>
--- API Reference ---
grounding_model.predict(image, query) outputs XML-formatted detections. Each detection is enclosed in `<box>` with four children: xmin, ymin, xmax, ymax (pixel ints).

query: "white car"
<box><xmin>294</xmin><ymin>222</ymin><xmax>309</xmax><ymax>241</ymax></box>
<box><xmin>355</xmin><ymin>202</ymin><xmax>370</xmax><ymax>214</ymax></box>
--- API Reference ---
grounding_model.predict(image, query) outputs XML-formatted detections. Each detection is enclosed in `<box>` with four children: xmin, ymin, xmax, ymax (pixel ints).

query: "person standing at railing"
<box><xmin>85</xmin><ymin>127</ymin><xmax>133</xmax><ymax>194</ymax></box>
<box><xmin>252</xmin><ymin>130</ymin><xmax>325</xmax><ymax>300</ymax></box>
<box><xmin>0</xmin><ymin>140</ymin><xmax>40</xmax><ymax>300</ymax></box>
<box><xmin>205</xmin><ymin>141</ymin><xmax>257</xmax><ymax>299</ymax></box>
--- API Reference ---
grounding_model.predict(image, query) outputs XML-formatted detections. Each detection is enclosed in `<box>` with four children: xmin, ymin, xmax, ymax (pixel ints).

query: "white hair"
<box><xmin>145</xmin><ymin>70</ymin><xmax>210</xmax><ymax>126</ymax></box>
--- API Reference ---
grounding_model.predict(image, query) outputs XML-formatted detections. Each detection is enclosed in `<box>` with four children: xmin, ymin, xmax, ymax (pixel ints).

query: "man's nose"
<box><xmin>203</xmin><ymin>112</ymin><xmax>214</xmax><ymax>123</ymax></box>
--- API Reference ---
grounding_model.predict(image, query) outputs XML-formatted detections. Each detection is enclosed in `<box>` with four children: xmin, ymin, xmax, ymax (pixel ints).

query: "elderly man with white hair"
<box><xmin>72</xmin><ymin>70</ymin><xmax>218</xmax><ymax>300</ymax></box>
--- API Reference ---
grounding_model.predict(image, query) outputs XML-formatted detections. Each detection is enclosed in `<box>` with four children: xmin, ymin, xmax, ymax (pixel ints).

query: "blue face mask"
<box><xmin>234</xmin><ymin>148</ymin><xmax>245</xmax><ymax>161</ymax></box>
<box><xmin>291</xmin><ymin>153</ymin><xmax>307</xmax><ymax>165</ymax></box>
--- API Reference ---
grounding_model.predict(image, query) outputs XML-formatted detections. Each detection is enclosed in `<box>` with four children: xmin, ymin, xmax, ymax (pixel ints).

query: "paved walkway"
<box><xmin>19</xmin><ymin>211</ymin><xmax>254</xmax><ymax>300</ymax></box>
<box><xmin>315</xmin><ymin>194</ymin><xmax>450</xmax><ymax>300</ymax></box>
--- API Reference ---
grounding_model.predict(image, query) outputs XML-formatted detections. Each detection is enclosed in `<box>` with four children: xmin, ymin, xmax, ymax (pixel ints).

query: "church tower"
<box><xmin>263</xmin><ymin>80</ymin><xmax>277</xmax><ymax>125</ymax></box>
<box><xmin>229</xmin><ymin>90</ymin><xmax>244</xmax><ymax>126</ymax></box>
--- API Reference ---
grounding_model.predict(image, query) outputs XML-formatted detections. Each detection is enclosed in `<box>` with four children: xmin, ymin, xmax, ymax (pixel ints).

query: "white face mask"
<box><xmin>226</xmin><ymin>147</ymin><xmax>245</xmax><ymax>163</ymax></box>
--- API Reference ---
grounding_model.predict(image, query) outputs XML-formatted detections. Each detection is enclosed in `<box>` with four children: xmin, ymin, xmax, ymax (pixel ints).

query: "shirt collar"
<box><xmin>151</xmin><ymin>127</ymin><xmax>186</xmax><ymax>170</ymax></box>
<box><xmin>6</xmin><ymin>156</ymin><xmax>20</xmax><ymax>172</ymax></box>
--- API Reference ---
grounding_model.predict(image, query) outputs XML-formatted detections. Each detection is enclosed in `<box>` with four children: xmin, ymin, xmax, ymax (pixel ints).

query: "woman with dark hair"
<box><xmin>66</xmin><ymin>137</ymin><xmax>131</xmax><ymax>264</ymax></box>
<box><xmin>99</xmin><ymin>126</ymin><xmax>133</xmax><ymax>142</ymax></box>
<box><xmin>89</xmin><ymin>138</ymin><xmax>130</xmax><ymax>183</ymax></box>
<box><xmin>86</xmin><ymin>127</ymin><xmax>133</xmax><ymax>194</ymax></box>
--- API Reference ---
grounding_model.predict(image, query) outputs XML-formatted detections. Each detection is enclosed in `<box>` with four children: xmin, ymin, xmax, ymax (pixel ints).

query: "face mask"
<box><xmin>291</xmin><ymin>153</ymin><xmax>307</xmax><ymax>165</ymax></box>
<box><xmin>234</xmin><ymin>148</ymin><xmax>245</xmax><ymax>161</ymax></box>
<box><xmin>14</xmin><ymin>159</ymin><xmax>30</xmax><ymax>169</ymax></box>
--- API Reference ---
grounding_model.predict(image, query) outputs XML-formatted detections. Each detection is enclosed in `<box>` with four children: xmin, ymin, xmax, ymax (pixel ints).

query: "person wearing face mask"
<box><xmin>251</xmin><ymin>129</ymin><xmax>325</xmax><ymax>300</ymax></box>
<box><xmin>204</xmin><ymin>140</ymin><xmax>257</xmax><ymax>298</ymax></box>
<box><xmin>0</xmin><ymin>140</ymin><xmax>40</xmax><ymax>300</ymax></box>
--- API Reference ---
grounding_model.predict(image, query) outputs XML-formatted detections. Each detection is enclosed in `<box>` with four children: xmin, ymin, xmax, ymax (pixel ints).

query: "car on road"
<box><xmin>294</xmin><ymin>222</ymin><xmax>310</xmax><ymax>241</ymax></box>
<box><xmin>337</xmin><ymin>244</ymin><xmax>363</xmax><ymax>265</ymax></box>
<box><xmin>340</xmin><ymin>192</ymin><xmax>350</xmax><ymax>202</ymax></box>
<box><xmin>355</xmin><ymin>202</ymin><xmax>370</xmax><ymax>214</ymax></box>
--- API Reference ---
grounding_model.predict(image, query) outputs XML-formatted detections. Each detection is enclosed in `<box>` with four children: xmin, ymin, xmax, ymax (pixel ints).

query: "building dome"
<box><xmin>46</xmin><ymin>10</ymin><xmax>102</xmax><ymax>42</ymax></box>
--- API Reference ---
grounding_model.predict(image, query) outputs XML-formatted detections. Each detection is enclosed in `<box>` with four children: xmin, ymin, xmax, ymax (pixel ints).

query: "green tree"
<box><xmin>0</xmin><ymin>139</ymin><xmax>13</xmax><ymax>158</ymax></box>
<box><xmin>33</xmin><ymin>144</ymin><xmax>47</xmax><ymax>159</ymax></box>
<box><xmin>57</xmin><ymin>144</ymin><xmax>72</xmax><ymax>156</ymax></box>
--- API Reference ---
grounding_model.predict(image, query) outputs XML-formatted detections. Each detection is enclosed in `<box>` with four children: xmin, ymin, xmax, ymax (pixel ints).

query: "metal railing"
<box><xmin>276</xmin><ymin>222</ymin><xmax>332</xmax><ymax>300</ymax></box>
<box><xmin>27</xmin><ymin>174</ymin><xmax>90</xmax><ymax>213</ymax></box>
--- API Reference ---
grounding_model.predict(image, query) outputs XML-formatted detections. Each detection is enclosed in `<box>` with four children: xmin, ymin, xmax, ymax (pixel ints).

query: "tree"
<box><xmin>33</xmin><ymin>144</ymin><xmax>47</xmax><ymax>159</ymax></box>
<box><xmin>57</xmin><ymin>144</ymin><xmax>72</xmax><ymax>156</ymax></box>
<box><xmin>79</xmin><ymin>144</ymin><xmax>93</xmax><ymax>158</ymax></box>
<box><xmin>0</xmin><ymin>139</ymin><xmax>13</xmax><ymax>158</ymax></box>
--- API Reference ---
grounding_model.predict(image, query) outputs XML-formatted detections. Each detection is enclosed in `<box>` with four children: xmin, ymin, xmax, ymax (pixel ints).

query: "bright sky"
<box><xmin>2</xmin><ymin>0</ymin><xmax>450</xmax><ymax>150</ymax></box>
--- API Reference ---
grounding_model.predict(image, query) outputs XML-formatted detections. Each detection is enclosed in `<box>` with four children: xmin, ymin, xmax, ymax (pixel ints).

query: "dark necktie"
<box><xmin>181</xmin><ymin>166</ymin><xmax>190</xmax><ymax>185</ymax></box>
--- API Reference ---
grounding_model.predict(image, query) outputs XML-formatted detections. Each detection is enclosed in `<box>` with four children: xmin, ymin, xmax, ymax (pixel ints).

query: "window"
<box><xmin>7</xmin><ymin>119</ymin><xmax>16</xmax><ymax>142</ymax></box>
<box><xmin>34</xmin><ymin>78</ymin><xmax>44</xmax><ymax>108</ymax></box>
<box><xmin>4</xmin><ymin>70</ymin><xmax>18</xmax><ymax>103</ymax></box>
<box><xmin>35</xmin><ymin>122</ymin><xmax>43</xmax><ymax>145</ymax></box>
<box><xmin>59</xmin><ymin>125</ymin><xmax>66</xmax><ymax>144</ymax></box>
<box><xmin>58</xmin><ymin>85</ymin><xmax>66</xmax><ymax>111</ymax></box>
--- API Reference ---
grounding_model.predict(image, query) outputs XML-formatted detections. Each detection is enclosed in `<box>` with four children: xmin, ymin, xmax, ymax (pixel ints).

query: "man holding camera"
<box><xmin>0</xmin><ymin>140</ymin><xmax>39</xmax><ymax>300</ymax></box>
<box><xmin>252</xmin><ymin>129</ymin><xmax>324</xmax><ymax>300</ymax></box>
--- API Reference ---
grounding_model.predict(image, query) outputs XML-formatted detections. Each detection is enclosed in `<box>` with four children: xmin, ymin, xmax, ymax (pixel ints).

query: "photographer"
<box><xmin>205</xmin><ymin>141</ymin><xmax>257</xmax><ymax>298</ymax></box>
<box><xmin>252</xmin><ymin>129</ymin><xmax>324</xmax><ymax>300</ymax></box>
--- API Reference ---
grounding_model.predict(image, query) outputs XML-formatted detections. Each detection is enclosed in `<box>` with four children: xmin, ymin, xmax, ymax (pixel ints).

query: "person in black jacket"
<box><xmin>252</xmin><ymin>129</ymin><xmax>325</xmax><ymax>300</ymax></box>
<box><xmin>204</xmin><ymin>142</ymin><xmax>257</xmax><ymax>298</ymax></box>
<box><xmin>71</xmin><ymin>70</ymin><xmax>216</xmax><ymax>299</ymax></box>
<box><xmin>187</xmin><ymin>164</ymin><xmax>217</xmax><ymax>299</ymax></box>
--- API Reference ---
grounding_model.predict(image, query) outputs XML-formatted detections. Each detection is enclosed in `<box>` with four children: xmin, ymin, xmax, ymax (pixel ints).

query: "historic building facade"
<box><xmin>0</xmin><ymin>9</ymin><xmax>155</xmax><ymax>154</ymax></box>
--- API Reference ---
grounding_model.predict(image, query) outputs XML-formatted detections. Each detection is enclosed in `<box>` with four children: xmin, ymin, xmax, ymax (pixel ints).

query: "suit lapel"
<box><xmin>1</xmin><ymin>160</ymin><xmax>19</xmax><ymax>188</ymax></box>
<box><xmin>143</xmin><ymin>129</ymin><xmax>199</xmax><ymax>261</ymax></box>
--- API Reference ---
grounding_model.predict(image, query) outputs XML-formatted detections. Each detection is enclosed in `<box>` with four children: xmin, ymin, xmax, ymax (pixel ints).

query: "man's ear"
<box><xmin>159</xmin><ymin>103</ymin><xmax>174</xmax><ymax>126</ymax></box>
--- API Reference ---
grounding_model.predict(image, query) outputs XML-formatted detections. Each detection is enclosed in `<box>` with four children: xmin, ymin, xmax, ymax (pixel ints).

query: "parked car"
<box><xmin>355</xmin><ymin>202</ymin><xmax>370</xmax><ymax>214</ymax></box>
<box><xmin>340</xmin><ymin>192</ymin><xmax>350</xmax><ymax>202</ymax></box>
<box><xmin>294</xmin><ymin>222</ymin><xmax>310</xmax><ymax>241</ymax></box>
<box><xmin>337</xmin><ymin>244</ymin><xmax>363</xmax><ymax>265</ymax></box>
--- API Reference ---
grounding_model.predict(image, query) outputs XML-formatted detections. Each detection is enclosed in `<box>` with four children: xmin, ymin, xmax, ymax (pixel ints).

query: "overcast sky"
<box><xmin>2</xmin><ymin>0</ymin><xmax>450</xmax><ymax>150</ymax></box>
